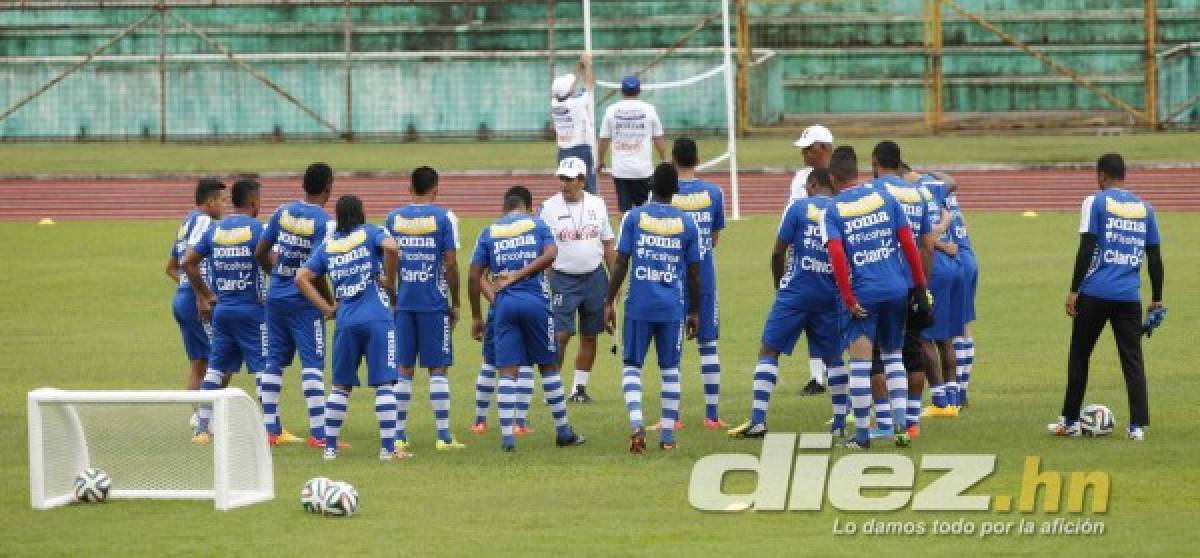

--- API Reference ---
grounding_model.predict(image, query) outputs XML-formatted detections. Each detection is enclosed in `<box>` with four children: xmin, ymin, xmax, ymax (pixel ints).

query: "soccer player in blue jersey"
<box><xmin>728</xmin><ymin>168</ymin><xmax>848</xmax><ymax>439</ymax></box>
<box><xmin>255</xmin><ymin>163</ymin><xmax>335</xmax><ymax>448</ymax></box>
<box><xmin>295</xmin><ymin>195</ymin><xmax>405</xmax><ymax>460</ymax></box>
<box><xmin>823</xmin><ymin>146</ymin><xmax>930</xmax><ymax>450</ymax></box>
<box><xmin>384</xmin><ymin>166</ymin><xmax>465</xmax><ymax>451</ymax></box>
<box><xmin>670</xmin><ymin>138</ymin><xmax>728</xmax><ymax>429</ymax></box>
<box><xmin>1051</xmin><ymin>153</ymin><xmax>1164</xmax><ymax>441</ymax></box>
<box><xmin>182</xmin><ymin>179</ymin><xmax>267</xmax><ymax>444</ymax></box>
<box><xmin>605</xmin><ymin>163</ymin><xmax>703</xmax><ymax>453</ymax></box>
<box><xmin>469</xmin><ymin>274</ymin><xmax>539</xmax><ymax>435</ymax></box>
<box><xmin>864</xmin><ymin>142</ymin><xmax>936</xmax><ymax>441</ymax></box>
<box><xmin>468</xmin><ymin>186</ymin><xmax>586</xmax><ymax>452</ymax></box>
<box><xmin>166</xmin><ymin>179</ymin><xmax>225</xmax><ymax>395</ymax></box>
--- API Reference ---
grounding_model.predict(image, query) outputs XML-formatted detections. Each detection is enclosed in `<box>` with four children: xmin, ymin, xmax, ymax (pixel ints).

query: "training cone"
<box><xmin>38</xmin><ymin>218</ymin><xmax>56</xmax><ymax>225</ymax></box>
<box><xmin>1021</xmin><ymin>211</ymin><xmax>1038</xmax><ymax>218</ymax></box>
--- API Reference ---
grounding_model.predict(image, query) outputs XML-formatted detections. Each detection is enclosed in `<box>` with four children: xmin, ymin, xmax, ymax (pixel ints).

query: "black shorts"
<box><xmin>871</xmin><ymin>321</ymin><xmax>927</xmax><ymax>375</ymax></box>
<box><xmin>613</xmin><ymin>177</ymin><xmax>650</xmax><ymax>212</ymax></box>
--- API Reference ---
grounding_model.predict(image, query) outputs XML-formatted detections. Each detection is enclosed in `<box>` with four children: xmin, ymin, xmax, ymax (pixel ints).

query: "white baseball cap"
<box><xmin>551</xmin><ymin>74</ymin><xmax>576</xmax><ymax>99</ymax></box>
<box><xmin>556</xmin><ymin>157</ymin><xmax>588</xmax><ymax>179</ymax></box>
<box><xmin>793</xmin><ymin>124</ymin><xmax>834</xmax><ymax>148</ymax></box>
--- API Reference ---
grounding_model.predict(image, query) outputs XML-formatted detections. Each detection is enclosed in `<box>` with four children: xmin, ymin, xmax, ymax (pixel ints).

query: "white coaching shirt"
<box><xmin>598</xmin><ymin>99</ymin><xmax>664</xmax><ymax>179</ymax></box>
<box><xmin>540</xmin><ymin>192</ymin><xmax>614</xmax><ymax>274</ymax></box>
<box><xmin>551</xmin><ymin>89</ymin><xmax>592</xmax><ymax>150</ymax></box>
<box><xmin>788</xmin><ymin>167</ymin><xmax>812</xmax><ymax>202</ymax></box>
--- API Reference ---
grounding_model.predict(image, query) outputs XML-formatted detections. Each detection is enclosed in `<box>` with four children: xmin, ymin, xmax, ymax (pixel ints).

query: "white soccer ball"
<box><xmin>74</xmin><ymin>467</ymin><xmax>112</xmax><ymax>503</ymax></box>
<box><xmin>1079</xmin><ymin>404</ymin><xmax>1115</xmax><ymax>437</ymax></box>
<box><xmin>323</xmin><ymin>481</ymin><xmax>359</xmax><ymax>517</ymax></box>
<box><xmin>301</xmin><ymin>477</ymin><xmax>332</xmax><ymax>514</ymax></box>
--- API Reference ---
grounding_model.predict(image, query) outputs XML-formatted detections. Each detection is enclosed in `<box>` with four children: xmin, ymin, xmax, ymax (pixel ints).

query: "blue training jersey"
<box><xmin>384</xmin><ymin>203</ymin><xmax>460</xmax><ymax>312</ymax></box>
<box><xmin>822</xmin><ymin>185</ymin><xmax>913</xmax><ymax>304</ymax></box>
<box><xmin>192</xmin><ymin>214</ymin><xmax>267</xmax><ymax>307</ymax></box>
<box><xmin>871</xmin><ymin>174</ymin><xmax>934</xmax><ymax>238</ymax></box>
<box><xmin>1078</xmin><ymin>188</ymin><xmax>1160</xmax><ymax>302</ymax></box>
<box><xmin>616</xmin><ymin>201</ymin><xmax>703</xmax><ymax>322</ymax></box>
<box><xmin>261</xmin><ymin>201</ymin><xmax>332</xmax><ymax>300</ymax></box>
<box><xmin>777</xmin><ymin>196</ymin><xmax>838</xmax><ymax>311</ymax></box>
<box><xmin>469</xmin><ymin>212</ymin><xmax>555</xmax><ymax>304</ymax></box>
<box><xmin>303</xmin><ymin>224</ymin><xmax>394</xmax><ymax>325</ymax></box>
<box><xmin>171</xmin><ymin>209</ymin><xmax>214</xmax><ymax>298</ymax></box>
<box><xmin>672</xmin><ymin>178</ymin><xmax>726</xmax><ymax>294</ymax></box>
<box><xmin>923</xmin><ymin>178</ymin><xmax>973</xmax><ymax>251</ymax></box>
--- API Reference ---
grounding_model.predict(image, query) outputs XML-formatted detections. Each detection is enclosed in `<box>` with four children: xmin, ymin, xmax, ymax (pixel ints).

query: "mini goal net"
<box><xmin>28</xmin><ymin>388</ymin><xmax>273</xmax><ymax>511</ymax></box>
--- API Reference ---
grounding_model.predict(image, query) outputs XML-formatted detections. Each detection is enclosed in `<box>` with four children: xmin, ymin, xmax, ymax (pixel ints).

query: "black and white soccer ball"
<box><xmin>74</xmin><ymin>467</ymin><xmax>112</xmax><ymax>503</ymax></box>
<box><xmin>323</xmin><ymin>481</ymin><xmax>359</xmax><ymax>517</ymax></box>
<box><xmin>300</xmin><ymin>477</ymin><xmax>332</xmax><ymax>514</ymax></box>
<box><xmin>1079</xmin><ymin>404</ymin><xmax>1115</xmax><ymax>437</ymax></box>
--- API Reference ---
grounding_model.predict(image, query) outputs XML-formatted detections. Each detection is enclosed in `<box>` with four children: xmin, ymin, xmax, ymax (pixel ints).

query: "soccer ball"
<box><xmin>1079</xmin><ymin>404</ymin><xmax>1115</xmax><ymax>437</ymax></box>
<box><xmin>74</xmin><ymin>467</ymin><xmax>112</xmax><ymax>503</ymax></box>
<box><xmin>300</xmin><ymin>477</ymin><xmax>332</xmax><ymax>513</ymax></box>
<box><xmin>323</xmin><ymin>481</ymin><xmax>359</xmax><ymax>517</ymax></box>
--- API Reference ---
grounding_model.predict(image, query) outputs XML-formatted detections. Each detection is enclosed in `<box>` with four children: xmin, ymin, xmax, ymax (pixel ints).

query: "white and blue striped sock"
<box><xmin>882</xmin><ymin>350</ymin><xmax>908</xmax><ymax>431</ymax></box>
<box><xmin>699</xmin><ymin>342</ymin><xmax>720</xmax><ymax>421</ymax></box>
<box><xmin>907</xmin><ymin>395</ymin><xmax>922</xmax><ymax>427</ymax></box>
<box><xmin>874</xmin><ymin>398</ymin><xmax>893</xmax><ymax>430</ymax></box>
<box><xmin>258</xmin><ymin>370</ymin><xmax>282</xmax><ymax>436</ymax></box>
<box><xmin>849</xmin><ymin>359</ymin><xmax>872</xmax><ymax>445</ymax></box>
<box><xmin>623</xmin><ymin>367</ymin><xmax>644</xmax><ymax>430</ymax></box>
<box><xmin>540</xmin><ymin>371</ymin><xmax>571</xmax><ymax>438</ymax></box>
<box><xmin>375</xmin><ymin>385</ymin><xmax>397</xmax><ymax>453</ymax></box>
<box><xmin>962</xmin><ymin>337</ymin><xmax>975</xmax><ymax>395</ymax></box>
<box><xmin>300</xmin><ymin>367</ymin><xmax>326</xmax><ymax>439</ymax></box>
<box><xmin>750</xmin><ymin>357</ymin><xmax>779</xmax><ymax>425</ymax></box>
<box><xmin>324</xmin><ymin>388</ymin><xmax>349</xmax><ymax>450</ymax></box>
<box><xmin>195</xmin><ymin>368</ymin><xmax>224</xmax><ymax>433</ymax></box>
<box><xmin>429</xmin><ymin>375</ymin><xmax>451</xmax><ymax>443</ymax></box>
<box><xmin>394</xmin><ymin>376</ymin><xmax>412</xmax><ymax>442</ymax></box>
<box><xmin>827</xmin><ymin>360</ymin><xmax>848</xmax><ymax>428</ymax></box>
<box><xmin>516</xmin><ymin>366</ymin><xmax>535</xmax><ymax>427</ymax></box>
<box><xmin>661</xmin><ymin>367</ymin><xmax>681</xmax><ymax>444</ymax></box>
<box><xmin>497</xmin><ymin>375</ymin><xmax>517</xmax><ymax>447</ymax></box>
<box><xmin>473</xmin><ymin>363</ymin><xmax>496</xmax><ymax>424</ymax></box>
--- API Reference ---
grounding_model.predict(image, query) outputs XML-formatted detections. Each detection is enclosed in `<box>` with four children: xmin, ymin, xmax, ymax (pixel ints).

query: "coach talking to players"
<box><xmin>541</xmin><ymin>156</ymin><xmax>617</xmax><ymax>403</ymax></box>
<box><xmin>1052</xmin><ymin>153</ymin><xmax>1164</xmax><ymax>441</ymax></box>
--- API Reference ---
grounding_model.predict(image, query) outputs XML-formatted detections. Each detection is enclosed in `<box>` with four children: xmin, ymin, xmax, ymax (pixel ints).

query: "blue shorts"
<box><xmin>494</xmin><ymin>294</ymin><xmax>558</xmax><ymax>368</ymax></box>
<box><xmin>684</xmin><ymin>291</ymin><xmax>720</xmax><ymax>343</ymax></box>
<box><xmin>395</xmin><ymin>309</ymin><xmax>452</xmax><ymax>369</ymax></box>
<box><xmin>960</xmin><ymin>249</ymin><xmax>978</xmax><ymax>323</ymax></box>
<box><xmin>557</xmin><ymin>144</ymin><xmax>597</xmax><ymax>195</ymax></box>
<box><xmin>846</xmin><ymin>296</ymin><xmax>908</xmax><ymax>352</ymax></box>
<box><xmin>550</xmin><ymin>267</ymin><xmax>608</xmax><ymax>336</ymax></box>
<box><xmin>265</xmin><ymin>295</ymin><xmax>326</xmax><ymax>372</ymax></box>
<box><xmin>209</xmin><ymin>304</ymin><xmax>267</xmax><ymax>373</ymax></box>
<box><xmin>331</xmin><ymin>320</ymin><xmax>398</xmax><ymax>387</ymax></box>
<box><xmin>923</xmin><ymin>255</ymin><xmax>965</xmax><ymax>341</ymax></box>
<box><xmin>481</xmin><ymin>307</ymin><xmax>497</xmax><ymax>365</ymax></box>
<box><xmin>172</xmin><ymin>292</ymin><xmax>211</xmax><ymax>361</ymax></box>
<box><xmin>623</xmin><ymin>318</ymin><xmax>684</xmax><ymax>369</ymax></box>
<box><xmin>761</xmin><ymin>300</ymin><xmax>846</xmax><ymax>359</ymax></box>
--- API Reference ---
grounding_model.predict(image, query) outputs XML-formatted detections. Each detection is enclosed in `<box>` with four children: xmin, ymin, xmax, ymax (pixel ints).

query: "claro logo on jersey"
<box><xmin>836</xmin><ymin>192</ymin><xmax>885</xmax><ymax>218</ymax></box>
<box><xmin>689</xmin><ymin>433</ymin><xmax>1111</xmax><ymax>524</ymax></box>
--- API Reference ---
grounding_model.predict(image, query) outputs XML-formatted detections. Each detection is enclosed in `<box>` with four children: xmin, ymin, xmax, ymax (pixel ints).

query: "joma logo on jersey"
<box><xmin>325</xmin><ymin>230</ymin><xmax>367</xmax><ymax>253</ymax></box>
<box><xmin>672</xmin><ymin>191</ymin><xmax>712</xmax><ymax>211</ymax></box>
<box><xmin>392</xmin><ymin>216</ymin><xmax>438</xmax><ymax>235</ymax></box>
<box><xmin>638</xmin><ymin>214</ymin><xmax>684</xmax><ymax>235</ymax></box>
<box><xmin>395</xmin><ymin>236</ymin><xmax>436</xmax><ymax>249</ymax></box>
<box><xmin>495</xmin><ymin>234</ymin><xmax>536</xmax><ymax>252</ymax></box>
<box><xmin>1105</xmin><ymin>198</ymin><xmax>1147</xmax><ymax>219</ymax></box>
<box><xmin>280</xmin><ymin>210</ymin><xmax>316</xmax><ymax>236</ymax></box>
<box><xmin>213</xmin><ymin>226</ymin><xmax>253</xmax><ymax>245</ymax></box>
<box><xmin>689</xmin><ymin>433</ymin><xmax>1110</xmax><ymax>514</ymax></box>
<box><xmin>885</xmin><ymin>184</ymin><xmax>924</xmax><ymax>204</ymax></box>
<box><xmin>843</xmin><ymin>211</ymin><xmax>890</xmax><ymax>233</ymax></box>
<box><xmin>490</xmin><ymin>219</ymin><xmax>536</xmax><ymax>238</ymax></box>
<box><xmin>836</xmin><ymin>192</ymin><xmax>885</xmax><ymax>217</ymax></box>
<box><xmin>806</xmin><ymin>204</ymin><xmax>825</xmax><ymax>224</ymax></box>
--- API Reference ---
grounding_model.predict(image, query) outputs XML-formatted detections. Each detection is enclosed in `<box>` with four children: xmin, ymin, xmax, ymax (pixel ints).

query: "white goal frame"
<box><xmin>28</xmin><ymin>388</ymin><xmax>274</xmax><ymax>511</ymax></box>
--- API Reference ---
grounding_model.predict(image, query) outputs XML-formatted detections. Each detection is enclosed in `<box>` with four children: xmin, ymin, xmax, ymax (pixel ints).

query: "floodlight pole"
<box><xmin>158</xmin><ymin>3</ymin><xmax>167</xmax><ymax>142</ymax></box>
<box><xmin>721</xmin><ymin>0</ymin><xmax>740</xmax><ymax>220</ymax></box>
<box><xmin>1145</xmin><ymin>0</ymin><xmax>1158</xmax><ymax>128</ymax></box>
<box><xmin>583</xmin><ymin>0</ymin><xmax>598</xmax><ymax>175</ymax></box>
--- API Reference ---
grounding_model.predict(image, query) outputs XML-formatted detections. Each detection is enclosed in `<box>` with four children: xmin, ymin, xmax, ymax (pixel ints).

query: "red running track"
<box><xmin>0</xmin><ymin>169</ymin><xmax>1196</xmax><ymax>220</ymax></box>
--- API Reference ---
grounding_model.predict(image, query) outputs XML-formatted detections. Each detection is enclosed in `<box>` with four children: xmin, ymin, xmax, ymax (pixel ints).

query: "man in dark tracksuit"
<box><xmin>1051</xmin><ymin>153</ymin><xmax>1164</xmax><ymax>441</ymax></box>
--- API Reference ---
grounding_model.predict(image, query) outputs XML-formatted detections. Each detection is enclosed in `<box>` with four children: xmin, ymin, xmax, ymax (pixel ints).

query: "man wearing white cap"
<box><xmin>540</xmin><ymin>156</ymin><xmax>617</xmax><ymax>403</ymax></box>
<box><xmin>551</xmin><ymin>54</ymin><xmax>597</xmax><ymax>194</ymax></box>
<box><xmin>788</xmin><ymin>124</ymin><xmax>835</xmax><ymax>397</ymax></box>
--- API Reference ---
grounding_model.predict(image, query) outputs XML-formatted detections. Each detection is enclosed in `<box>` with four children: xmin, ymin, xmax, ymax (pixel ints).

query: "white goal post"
<box><xmin>28</xmin><ymin>388</ymin><xmax>273</xmax><ymax>511</ymax></box>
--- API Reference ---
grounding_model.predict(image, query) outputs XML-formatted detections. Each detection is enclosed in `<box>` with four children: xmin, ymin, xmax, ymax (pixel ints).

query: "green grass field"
<box><xmin>2</xmin><ymin>132</ymin><xmax>1199</xmax><ymax>175</ymax></box>
<box><xmin>2</xmin><ymin>212</ymin><xmax>1198</xmax><ymax>556</ymax></box>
